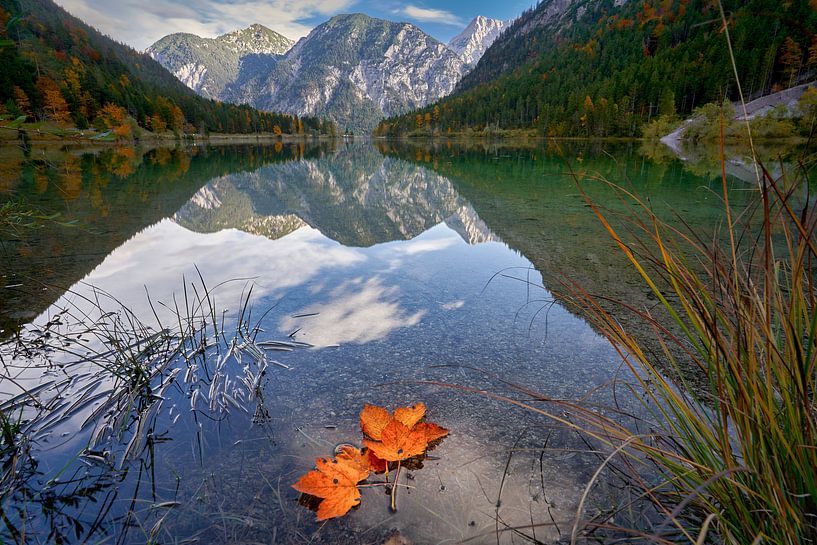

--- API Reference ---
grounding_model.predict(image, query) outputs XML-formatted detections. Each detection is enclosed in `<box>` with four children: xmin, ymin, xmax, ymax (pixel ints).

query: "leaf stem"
<box><xmin>390</xmin><ymin>460</ymin><xmax>401</xmax><ymax>512</ymax></box>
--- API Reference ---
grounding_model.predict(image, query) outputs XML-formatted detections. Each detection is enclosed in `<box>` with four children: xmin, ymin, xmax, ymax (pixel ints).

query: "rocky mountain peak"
<box><xmin>448</xmin><ymin>16</ymin><xmax>511</xmax><ymax>66</ymax></box>
<box><xmin>216</xmin><ymin>24</ymin><xmax>294</xmax><ymax>55</ymax></box>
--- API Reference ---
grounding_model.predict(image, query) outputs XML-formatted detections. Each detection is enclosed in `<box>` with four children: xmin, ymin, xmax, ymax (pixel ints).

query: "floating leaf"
<box><xmin>393</xmin><ymin>402</ymin><xmax>425</xmax><ymax>428</ymax></box>
<box><xmin>363</xmin><ymin>419</ymin><xmax>428</xmax><ymax>462</ymax></box>
<box><xmin>414</xmin><ymin>422</ymin><xmax>449</xmax><ymax>444</ymax></box>
<box><xmin>360</xmin><ymin>403</ymin><xmax>391</xmax><ymax>440</ymax></box>
<box><xmin>292</xmin><ymin>455</ymin><xmax>370</xmax><ymax>521</ymax></box>
<box><xmin>295</xmin><ymin>401</ymin><xmax>448</xmax><ymax>521</ymax></box>
<box><xmin>336</xmin><ymin>445</ymin><xmax>386</xmax><ymax>474</ymax></box>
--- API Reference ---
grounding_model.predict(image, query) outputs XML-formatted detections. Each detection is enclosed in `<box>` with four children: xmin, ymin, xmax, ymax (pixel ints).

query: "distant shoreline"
<box><xmin>0</xmin><ymin>125</ymin><xmax>338</xmax><ymax>146</ymax></box>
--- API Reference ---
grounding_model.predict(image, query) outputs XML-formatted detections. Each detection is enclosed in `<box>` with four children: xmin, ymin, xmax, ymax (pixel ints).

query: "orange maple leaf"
<box><xmin>363</xmin><ymin>419</ymin><xmax>429</xmax><ymax>462</ymax></box>
<box><xmin>414</xmin><ymin>422</ymin><xmax>449</xmax><ymax>444</ymax></box>
<box><xmin>292</xmin><ymin>455</ymin><xmax>371</xmax><ymax>521</ymax></box>
<box><xmin>360</xmin><ymin>403</ymin><xmax>391</xmax><ymax>440</ymax></box>
<box><xmin>336</xmin><ymin>445</ymin><xmax>387</xmax><ymax>474</ymax></box>
<box><xmin>360</xmin><ymin>403</ymin><xmax>449</xmax><ymax>462</ymax></box>
<box><xmin>393</xmin><ymin>402</ymin><xmax>426</xmax><ymax>428</ymax></box>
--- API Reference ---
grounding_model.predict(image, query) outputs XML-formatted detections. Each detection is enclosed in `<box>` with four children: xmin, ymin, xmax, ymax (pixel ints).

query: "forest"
<box><xmin>375</xmin><ymin>0</ymin><xmax>817</xmax><ymax>137</ymax></box>
<box><xmin>0</xmin><ymin>0</ymin><xmax>336</xmax><ymax>137</ymax></box>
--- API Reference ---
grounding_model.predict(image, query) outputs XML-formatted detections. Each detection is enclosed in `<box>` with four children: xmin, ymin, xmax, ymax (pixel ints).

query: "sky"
<box><xmin>53</xmin><ymin>0</ymin><xmax>534</xmax><ymax>51</ymax></box>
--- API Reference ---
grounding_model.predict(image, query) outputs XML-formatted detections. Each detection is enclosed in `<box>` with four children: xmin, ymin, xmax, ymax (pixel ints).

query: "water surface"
<box><xmin>0</xmin><ymin>140</ymin><xmax>788</xmax><ymax>544</ymax></box>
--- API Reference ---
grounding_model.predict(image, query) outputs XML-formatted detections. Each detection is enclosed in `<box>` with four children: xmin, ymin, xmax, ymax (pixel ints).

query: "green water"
<box><xmin>0</xmin><ymin>139</ymin><xmax>805</xmax><ymax>544</ymax></box>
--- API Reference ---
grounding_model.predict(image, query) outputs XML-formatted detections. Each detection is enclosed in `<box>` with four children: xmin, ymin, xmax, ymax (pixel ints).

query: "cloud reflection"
<box><xmin>279</xmin><ymin>277</ymin><xmax>425</xmax><ymax>346</ymax></box>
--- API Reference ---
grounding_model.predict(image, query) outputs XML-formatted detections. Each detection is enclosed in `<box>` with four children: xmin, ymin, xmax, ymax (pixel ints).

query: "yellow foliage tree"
<box><xmin>13</xmin><ymin>86</ymin><xmax>32</xmax><ymax>117</ymax></box>
<box><xmin>170</xmin><ymin>105</ymin><xmax>185</xmax><ymax>132</ymax></box>
<box><xmin>96</xmin><ymin>103</ymin><xmax>132</xmax><ymax>139</ymax></box>
<box><xmin>37</xmin><ymin>77</ymin><xmax>72</xmax><ymax>123</ymax></box>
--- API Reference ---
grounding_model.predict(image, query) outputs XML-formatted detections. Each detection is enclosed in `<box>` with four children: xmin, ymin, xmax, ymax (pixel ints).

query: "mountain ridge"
<box><xmin>148</xmin><ymin>13</ymin><xmax>509</xmax><ymax>131</ymax></box>
<box><xmin>147</xmin><ymin>24</ymin><xmax>293</xmax><ymax>98</ymax></box>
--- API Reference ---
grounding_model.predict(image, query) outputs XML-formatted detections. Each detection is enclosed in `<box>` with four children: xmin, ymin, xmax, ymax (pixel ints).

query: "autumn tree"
<box><xmin>36</xmin><ymin>77</ymin><xmax>72</xmax><ymax>123</ymax></box>
<box><xmin>149</xmin><ymin>114</ymin><xmax>167</xmax><ymax>133</ymax></box>
<box><xmin>808</xmin><ymin>35</ymin><xmax>817</xmax><ymax>68</ymax></box>
<box><xmin>13</xmin><ymin>86</ymin><xmax>32</xmax><ymax>117</ymax></box>
<box><xmin>780</xmin><ymin>37</ymin><xmax>803</xmax><ymax>87</ymax></box>
<box><xmin>170</xmin><ymin>104</ymin><xmax>185</xmax><ymax>133</ymax></box>
<box><xmin>95</xmin><ymin>103</ymin><xmax>133</xmax><ymax>139</ymax></box>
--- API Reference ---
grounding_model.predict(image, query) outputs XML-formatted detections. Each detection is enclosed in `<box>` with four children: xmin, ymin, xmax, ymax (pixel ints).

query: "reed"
<box><xmin>560</xmin><ymin>155</ymin><xmax>817</xmax><ymax>543</ymax></box>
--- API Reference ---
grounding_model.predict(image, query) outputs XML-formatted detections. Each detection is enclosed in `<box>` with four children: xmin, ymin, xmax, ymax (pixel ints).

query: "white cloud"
<box><xmin>398</xmin><ymin>5</ymin><xmax>463</xmax><ymax>26</ymax></box>
<box><xmin>53</xmin><ymin>0</ymin><xmax>358</xmax><ymax>50</ymax></box>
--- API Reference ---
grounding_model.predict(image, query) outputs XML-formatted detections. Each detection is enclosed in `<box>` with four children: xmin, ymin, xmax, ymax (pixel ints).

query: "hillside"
<box><xmin>148</xmin><ymin>25</ymin><xmax>293</xmax><ymax>99</ymax></box>
<box><xmin>0</xmin><ymin>0</ymin><xmax>333</xmax><ymax>136</ymax></box>
<box><xmin>376</xmin><ymin>0</ymin><xmax>817</xmax><ymax>137</ymax></box>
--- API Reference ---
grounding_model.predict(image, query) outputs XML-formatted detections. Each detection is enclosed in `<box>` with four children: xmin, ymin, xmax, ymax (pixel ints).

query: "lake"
<box><xmin>0</xmin><ymin>139</ymin><xmax>793</xmax><ymax>544</ymax></box>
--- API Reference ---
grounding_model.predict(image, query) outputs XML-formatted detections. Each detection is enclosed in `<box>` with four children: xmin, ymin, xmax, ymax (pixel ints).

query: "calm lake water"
<box><xmin>0</xmin><ymin>140</ymin><xmax>798</xmax><ymax>544</ymax></box>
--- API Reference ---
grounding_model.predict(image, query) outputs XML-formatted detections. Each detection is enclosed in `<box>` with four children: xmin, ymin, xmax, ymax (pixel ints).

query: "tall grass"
<box><xmin>562</xmin><ymin>156</ymin><xmax>817</xmax><ymax>543</ymax></box>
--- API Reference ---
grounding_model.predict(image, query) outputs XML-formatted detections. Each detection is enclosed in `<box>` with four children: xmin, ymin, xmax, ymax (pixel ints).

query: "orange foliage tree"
<box><xmin>96</xmin><ymin>103</ymin><xmax>132</xmax><ymax>139</ymax></box>
<box><xmin>779</xmin><ymin>37</ymin><xmax>803</xmax><ymax>87</ymax></box>
<box><xmin>36</xmin><ymin>77</ymin><xmax>72</xmax><ymax>123</ymax></box>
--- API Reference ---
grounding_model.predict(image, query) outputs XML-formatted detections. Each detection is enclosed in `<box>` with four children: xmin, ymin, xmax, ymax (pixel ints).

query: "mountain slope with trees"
<box><xmin>0</xmin><ymin>0</ymin><xmax>333</xmax><ymax>136</ymax></box>
<box><xmin>376</xmin><ymin>0</ymin><xmax>817</xmax><ymax>137</ymax></box>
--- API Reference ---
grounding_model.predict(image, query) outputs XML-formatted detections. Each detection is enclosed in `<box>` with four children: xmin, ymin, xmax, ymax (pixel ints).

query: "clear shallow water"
<box><xmin>0</xmin><ymin>141</ymin><xmax>790</xmax><ymax>544</ymax></box>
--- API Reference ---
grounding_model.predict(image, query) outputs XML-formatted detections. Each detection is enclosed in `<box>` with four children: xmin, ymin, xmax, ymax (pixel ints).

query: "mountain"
<box><xmin>448</xmin><ymin>16</ymin><xmax>511</xmax><ymax>67</ymax></box>
<box><xmin>150</xmin><ymin>14</ymin><xmax>468</xmax><ymax>132</ymax></box>
<box><xmin>0</xmin><ymin>0</ymin><xmax>332</xmax><ymax>136</ymax></box>
<box><xmin>147</xmin><ymin>25</ymin><xmax>294</xmax><ymax>99</ymax></box>
<box><xmin>377</xmin><ymin>0</ymin><xmax>817</xmax><ymax>138</ymax></box>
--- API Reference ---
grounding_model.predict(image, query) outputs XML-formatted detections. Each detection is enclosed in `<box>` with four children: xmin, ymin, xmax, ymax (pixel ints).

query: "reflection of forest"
<box><xmin>377</xmin><ymin>140</ymin><xmax>772</xmax><ymax>381</ymax></box>
<box><xmin>0</xmin><ymin>142</ymin><xmax>330</xmax><ymax>334</ymax></box>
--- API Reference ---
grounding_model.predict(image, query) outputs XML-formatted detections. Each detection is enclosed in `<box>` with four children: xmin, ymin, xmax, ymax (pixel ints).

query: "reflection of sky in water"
<box><xmin>34</xmin><ymin>215</ymin><xmax>631</xmax><ymax>543</ymax></box>
<box><xmin>8</xmin><ymin>147</ymin><xmax>646</xmax><ymax>544</ymax></box>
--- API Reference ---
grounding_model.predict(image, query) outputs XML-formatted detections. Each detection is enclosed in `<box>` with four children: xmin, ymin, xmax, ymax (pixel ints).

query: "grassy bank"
<box><xmin>555</xmin><ymin>155</ymin><xmax>817</xmax><ymax>542</ymax></box>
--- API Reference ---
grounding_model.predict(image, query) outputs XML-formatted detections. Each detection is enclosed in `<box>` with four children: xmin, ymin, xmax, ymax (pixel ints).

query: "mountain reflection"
<box><xmin>173</xmin><ymin>143</ymin><xmax>497</xmax><ymax>247</ymax></box>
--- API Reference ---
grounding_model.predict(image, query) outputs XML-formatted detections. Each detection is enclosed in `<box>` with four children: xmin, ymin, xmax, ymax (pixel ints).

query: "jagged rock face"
<box><xmin>448</xmin><ymin>16</ymin><xmax>510</xmax><ymax>67</ymax></box>
<box><xmin>224</xmin><ymin>14</ymin><xmax>468</xmax><ymax>131</ymax></box>
<box><xmin>173</xmin><ymin>144</ymin><xmax>497</xmax><ymax>247</ymax></box>
<box><xmin>146</xmin><ymin>25</ymin><xmax>293</xmax><ymax>98</ymax></box>
<box><xmin>149</xmin><ymin>14</ymin><xmax>469</xmax><ymax>132</ymax></box>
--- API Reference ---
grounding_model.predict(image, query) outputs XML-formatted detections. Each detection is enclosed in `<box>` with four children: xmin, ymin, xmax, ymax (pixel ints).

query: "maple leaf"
<box><xmin>336</xmin><ymin>445</ymin><xmax>387</xmax><ymax>474</ymax></box>
<box><xmin>414</xmin><ymin>422</ymin><xmax>449</xmax><ymax>444</ymax></box>
<box><xmin>363</xmin><ymin>419</ymin><xmax>429</xmax><ymax>462</ymax></box>
<box><xmin>393</xmin><ymin>402</ymin><xmax>426</xmax><ymax>428</ymax></box>
<box><xmin>360</xmin><ymin>403</ymin><xmax>391</xmax><ymax>441</ymax></box>
<box><xmin>292</xmin><ymin>455</ymin><xmax>370</xmax><ymax>521</ymax></box>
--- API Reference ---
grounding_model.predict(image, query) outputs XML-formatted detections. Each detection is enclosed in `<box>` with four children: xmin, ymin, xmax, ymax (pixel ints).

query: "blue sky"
<box><xmin>54</xmin><ymin>0</ymin><xmax>533</xmax><ymax>51</ymax></box>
